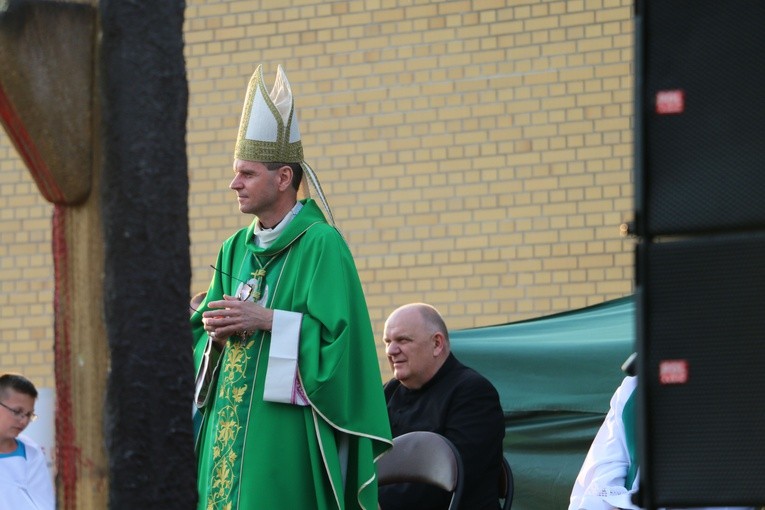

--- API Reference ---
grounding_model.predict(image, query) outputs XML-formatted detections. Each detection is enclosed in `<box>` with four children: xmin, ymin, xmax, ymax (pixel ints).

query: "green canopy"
<box><xmin>450</xmin><ymin>296</ymin><xmax>635</xmax><ymax>510</ymax></box>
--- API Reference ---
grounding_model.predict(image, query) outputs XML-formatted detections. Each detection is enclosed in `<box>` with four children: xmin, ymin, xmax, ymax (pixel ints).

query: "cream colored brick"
<box><xmin>561</xmin><ymin>11</ymin><xmax>595</xmax><ymax>27</ymax></box>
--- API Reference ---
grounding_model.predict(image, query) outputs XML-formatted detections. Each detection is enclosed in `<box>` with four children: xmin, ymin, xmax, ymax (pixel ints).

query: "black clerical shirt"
<box><xmin>379</xmin><ymin>353</ymin><xmax>505</xmax><ymax>510</ymax></box>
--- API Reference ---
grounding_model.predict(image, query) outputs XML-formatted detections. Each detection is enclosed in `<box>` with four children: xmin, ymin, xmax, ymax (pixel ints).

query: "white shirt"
<box><xmin>0</xmin><ymin>434</ymin><xmax>55</xmax><ymax>510</ymax></box>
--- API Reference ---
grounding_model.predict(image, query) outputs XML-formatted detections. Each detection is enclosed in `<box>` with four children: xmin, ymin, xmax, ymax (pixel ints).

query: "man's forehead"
<box><xmin>385</xmin><ymin>313</ymin><xmax>424</xmax><ymax>339</ymax></box>
<box><xmin>384</xmin><ymin>327</ymin><xmax>413</xmax><ymax>341</ymax></box>
<box><xmin>3</xmin><ymin>389</ymin><xmax>33</xmax><ymax>403</ymax></box>
<box><xmin>234</xmin><ymin>159</ymin><xmax>266</xmax><ymax>171</ymax></box>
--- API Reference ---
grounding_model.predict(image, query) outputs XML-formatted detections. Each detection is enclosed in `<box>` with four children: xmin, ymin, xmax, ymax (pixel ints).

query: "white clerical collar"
<box><xmin>253</xmin><ymin>202</ymin><xmax>303</xmax><ymax>248</ymax></box>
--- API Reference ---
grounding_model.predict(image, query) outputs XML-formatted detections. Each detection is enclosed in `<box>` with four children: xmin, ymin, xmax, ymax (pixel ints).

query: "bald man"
<box><xmin>379</xmin><ymin>303</ymin><xmax>505</xmax><ymax>510</ymax></box>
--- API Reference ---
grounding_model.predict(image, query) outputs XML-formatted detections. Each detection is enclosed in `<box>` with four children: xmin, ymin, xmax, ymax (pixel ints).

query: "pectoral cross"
<box><xmin>247</xmin><ymin>268</ymin><xmax>267</xmax><ymax>301</ymax></box>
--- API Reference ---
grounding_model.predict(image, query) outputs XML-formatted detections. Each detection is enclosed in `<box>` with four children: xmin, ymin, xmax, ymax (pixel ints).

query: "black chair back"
<box><xmin>377</xmin><ymin>431</ymin><xmax>464</xmax><ymax>510</ymax></box>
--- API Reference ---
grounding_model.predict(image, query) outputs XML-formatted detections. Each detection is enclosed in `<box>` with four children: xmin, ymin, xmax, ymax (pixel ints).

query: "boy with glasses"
<box><xmin>0</xmin><ymin>373</ymin><xmax>54</xmax><ymax>509</ymax></box>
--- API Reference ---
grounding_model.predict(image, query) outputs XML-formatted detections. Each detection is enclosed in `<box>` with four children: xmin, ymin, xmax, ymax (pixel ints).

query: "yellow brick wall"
<box><xmin>0</xmin><ymin>150</ymin><xmax>55</xmax><ymax>389</ymax></box>
<box><xmin>1</xmin><ymin>0</ymin><xmax>636</xmax><ymax>382</ymax></box>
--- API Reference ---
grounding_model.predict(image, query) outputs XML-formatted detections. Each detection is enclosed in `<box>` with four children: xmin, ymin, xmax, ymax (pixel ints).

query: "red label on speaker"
<box><xmin>655</xmin><ymin>90</ymin><xmax>685</xmax><ymax>114</ymax></box>
<box><xmin>659</xmin><ymin>359</ymin><xmax>689</xmax><ymax>384</ymax></box>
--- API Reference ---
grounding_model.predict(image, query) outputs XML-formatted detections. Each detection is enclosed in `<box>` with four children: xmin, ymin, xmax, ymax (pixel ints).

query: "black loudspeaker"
<box><xmin>635</xmin><ymin>0</ymin><xmax>765</xmax><ymax>237</ymax></box>
<box><xmin>636</xmin><ymin>233</ymin><xmax>765</xmax><ymax>508</ymax></box>
<box><xmin>635</xmin><ymin>1</ymin><xmax>765</xmax><ymax>508</ymax></box>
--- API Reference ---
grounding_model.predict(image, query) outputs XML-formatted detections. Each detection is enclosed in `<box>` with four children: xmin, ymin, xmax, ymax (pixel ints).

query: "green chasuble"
<box><xmin>191</xmin><ymin>199</ymin><xmax>392</xmax><ymax>510</ymax></box>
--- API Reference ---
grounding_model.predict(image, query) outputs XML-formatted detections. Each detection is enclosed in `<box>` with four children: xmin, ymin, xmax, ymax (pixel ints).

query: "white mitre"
<box><xmin>235</xmin><ymin>64</ymin><xmax>302</xmax><ymax>163</ymax></box>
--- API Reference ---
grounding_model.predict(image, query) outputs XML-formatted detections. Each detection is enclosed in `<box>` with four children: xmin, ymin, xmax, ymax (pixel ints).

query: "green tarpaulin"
<box><xmin>450</xmin><ymin>296</ymin><xmax>635</xmax><ymax>510</ymax></box>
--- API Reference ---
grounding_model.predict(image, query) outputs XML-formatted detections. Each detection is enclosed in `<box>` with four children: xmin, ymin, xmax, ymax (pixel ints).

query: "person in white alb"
<box><xmin>0</xmin><ymin>373</ymin><xmax>55</xmax><ymax>510</ymax></box>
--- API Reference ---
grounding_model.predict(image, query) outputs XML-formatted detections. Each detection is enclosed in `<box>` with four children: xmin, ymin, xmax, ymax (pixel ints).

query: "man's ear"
<box><xmin>432</xmin><ymin>332</ymin><xmax>446</xmax><ymax>357</ymax></box>
<box><xmin>278</xmin><ymin>165</ymin><xmax>293</xmax><ymax>191</ymax></box>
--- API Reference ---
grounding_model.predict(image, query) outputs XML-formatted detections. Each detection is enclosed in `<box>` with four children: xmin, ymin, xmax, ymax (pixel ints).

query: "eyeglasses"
<box><xmin>0</xmin><ymin>401</ymin><xmax>37</xmax><ymax>422</ymax></box>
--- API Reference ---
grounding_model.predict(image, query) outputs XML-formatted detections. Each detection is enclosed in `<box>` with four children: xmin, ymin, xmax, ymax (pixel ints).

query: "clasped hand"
<box><xmin>202</xmin><ymin>295</ymin><xmax>274</xmax><ymax>347</ymax></box>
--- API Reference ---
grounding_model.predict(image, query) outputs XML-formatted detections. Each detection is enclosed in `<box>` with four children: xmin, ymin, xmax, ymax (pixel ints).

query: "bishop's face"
<box><xmin>229</xmin><ymin>159</ymin><xmax>282</xmax><ymax>217</ymax></box>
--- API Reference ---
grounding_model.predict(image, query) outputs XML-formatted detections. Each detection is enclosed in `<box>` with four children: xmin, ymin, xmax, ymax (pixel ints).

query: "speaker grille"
<box><xmin>640</xmin><ymin>0</ymin><xmax>765</xmax><ymax>236</ymax></box>
<box><xmin>638</xmin><ymin>232</ymin><xmax>765</xmax><ymax>507</ymax></box>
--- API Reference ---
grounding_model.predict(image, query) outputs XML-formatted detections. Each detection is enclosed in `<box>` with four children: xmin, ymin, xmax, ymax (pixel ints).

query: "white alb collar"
<box><xmin>253</xmin><ymin>202</ymin><xmax>303</xmax><ymax>248</ymax></box>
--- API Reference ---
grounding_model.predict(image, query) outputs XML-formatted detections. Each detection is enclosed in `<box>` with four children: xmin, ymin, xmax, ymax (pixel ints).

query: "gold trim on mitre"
<box><xmin>235</xmin><ymin>64</ymin><xmax>304</xmax><ymax>163</ymax></box>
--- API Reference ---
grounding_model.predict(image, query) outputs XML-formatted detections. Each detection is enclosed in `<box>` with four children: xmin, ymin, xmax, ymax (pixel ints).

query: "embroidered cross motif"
<box><xmin>244</xmin><ymin>268</ymin><xmax>267</xmax><ymax>301</ymax></box>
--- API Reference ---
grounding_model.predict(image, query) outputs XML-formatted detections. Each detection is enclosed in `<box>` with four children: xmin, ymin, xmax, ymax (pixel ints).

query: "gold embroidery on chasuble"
<box><xmin>207</xmin><ymin>338</ymin><xmax>258</xmax><ymax>509</ymax></box>
<box><xmin>206</xmin><ymin>251</ymin><xmax>287</xmax><ymax>509</ymax></box>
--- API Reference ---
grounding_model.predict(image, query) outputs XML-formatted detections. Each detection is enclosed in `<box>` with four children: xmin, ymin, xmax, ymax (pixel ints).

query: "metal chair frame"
<box><xmin>499</xmin><ymin>455</ymin><xmax>514</xmax><ymax>510</ymax></box>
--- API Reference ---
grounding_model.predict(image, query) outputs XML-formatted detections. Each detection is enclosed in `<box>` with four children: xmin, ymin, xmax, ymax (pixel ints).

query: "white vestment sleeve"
<box><xmin>568</xmin><ymin>376</ymin><xmax>638</xmax><ymax>510</ymax></box>
<box><xmin>263</xmin><ymin>309</ymin><xmax>309</xmax><ymax>405</ymax></box>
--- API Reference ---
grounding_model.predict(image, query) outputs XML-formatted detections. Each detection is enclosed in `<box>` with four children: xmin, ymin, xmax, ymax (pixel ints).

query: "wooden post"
<box><xmin>0</xmin><ymin>2</ymin><xmax>108</xmax><ymax>508</ymax></box>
